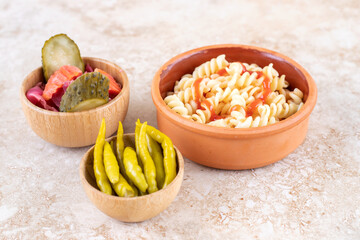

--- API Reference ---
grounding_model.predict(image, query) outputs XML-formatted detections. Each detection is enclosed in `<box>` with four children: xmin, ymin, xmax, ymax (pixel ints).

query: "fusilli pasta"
<box><xmin>164</xmin><ymin>55</ymin><xmax>305</xmax><ymax>128</ymax></box>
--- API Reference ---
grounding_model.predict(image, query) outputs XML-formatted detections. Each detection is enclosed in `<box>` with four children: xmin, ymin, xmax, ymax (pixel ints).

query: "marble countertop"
<box><xmin>1</xmin><ymin>0</ymin><xmax>359</xmax><ymax>239</ymax></box>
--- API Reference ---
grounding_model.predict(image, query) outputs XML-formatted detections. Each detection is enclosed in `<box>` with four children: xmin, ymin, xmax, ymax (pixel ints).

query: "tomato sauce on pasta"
<box><xmin>164</xmin><ymin>54</ymin><xmax>304</xmax><ymax>128</ymax></box>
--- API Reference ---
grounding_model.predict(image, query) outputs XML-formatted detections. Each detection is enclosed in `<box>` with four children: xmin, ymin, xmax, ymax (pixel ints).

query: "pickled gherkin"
<box><xmin>42</xmin><ymin>34</ymin><xmax>84</xmax><ymax>81</ymax></box>
<box><xmin>59</xmin><ymin>72</ymin><xmax>109</xmax><ymax>112</ymax></box>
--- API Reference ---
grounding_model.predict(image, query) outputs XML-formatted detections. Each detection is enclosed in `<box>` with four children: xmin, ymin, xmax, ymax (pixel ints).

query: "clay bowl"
<box><xmin>152</xmin><ymin>44</ymin><xmax>317</xmax><ymax>170</ymax></box>
<box><xmin>20</xmin><ymin>57</ymin><xmax>130</xmax><ymax>147</ymax></box>
<box><xmin>79</xmin><ymin>134</ymin><xmax>184</xmax><ymax>222</ymax></box>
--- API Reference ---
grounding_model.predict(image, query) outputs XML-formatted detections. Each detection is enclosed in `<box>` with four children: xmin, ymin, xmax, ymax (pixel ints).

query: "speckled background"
<box><xmin>1</xmin><ymin>0</ymin><xmax>359</xmax><ymax>239</ymax></box>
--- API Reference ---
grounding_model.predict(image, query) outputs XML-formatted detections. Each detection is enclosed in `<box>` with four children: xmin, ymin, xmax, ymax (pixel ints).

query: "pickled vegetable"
<box><xmin>146</xmin><ymin>125</ymin><xmax>177</xmax><ymax>188</ymax></box>
<box><xmin>146</xmin><ymin>134</ymin><xmax>165</xmax><ymax>189</ymax></box>
<box><xmin>42</xmin><ymin>65</ymin><xmax>82</xmax><ymax>101</ymax></box>
<box><xmin>138</xmin><ymin>122</ymin><xmax>158</xmax><ymax>193</ymax></box>
<box><xmin>93</xmin><ymin>119</ymin><xmax>113</xmax><ymax>195</ymax></box>
<box><xmin>42</xmin><ymin>33</ymin><xmax>84</xmax><ymax>81</ymax></box>
<box><xmin>94</xmin><ymin>68</ymin><xmax>121</xmax><ymax>99</ymax></box>
<box><xmin>59</xmin><ymin>72</ymin><xmax>109</xmax><ymax>112</ymax></box>
<box><xmin>112</xmin><ymin>174</ymin><xmax>137</xmax><ymax>197</ymax></box>
<box><xmin>123</xmin><ymin>146</ymin><xmax>148</xmax><ymax>193</ymax></box>
<box><xmin>103</xmin><ymin>141</ymin><xmax>120</xmax><ymax>184</ymax></box>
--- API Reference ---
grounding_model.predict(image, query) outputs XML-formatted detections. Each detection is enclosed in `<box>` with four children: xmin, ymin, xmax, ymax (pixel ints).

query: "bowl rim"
<box><xmin>79</xmin><ymin>134</ymin><xmax>185</xmax><ymax>201</ymax></box>
<box><xmin>20</xmin><ymin>57</ymin><xmax>129</xmax><ymax>116</ymax></box>
<box><xmin>152</xmin><ymin>44</ymin><xmax>317</xmax><ymax>138</ymax></box>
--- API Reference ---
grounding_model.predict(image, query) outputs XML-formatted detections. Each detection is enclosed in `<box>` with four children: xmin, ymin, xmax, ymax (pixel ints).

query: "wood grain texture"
<box><xmin>79</xmin><ymin>134</ymin><xmax>184</xmax><ymax>222</ymax></box>
<box><xmin>20</xmin><ymin>57</ymin><xmax>130</xmax><ymax>147</ymax></box>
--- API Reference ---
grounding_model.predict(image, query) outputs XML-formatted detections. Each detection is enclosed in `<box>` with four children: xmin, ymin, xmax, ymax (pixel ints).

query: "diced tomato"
<box><xmin>43</xmin><ymin>65</ymin><xmax>82</xmax><ymax>100</ymax></box>
<box><xmin>94</xmin><ymin>68</ymin><xmax>121</xmax><ymax>99</ymax></box>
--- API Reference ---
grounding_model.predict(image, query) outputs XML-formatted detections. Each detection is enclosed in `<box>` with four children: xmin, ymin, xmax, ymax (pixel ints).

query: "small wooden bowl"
<box><xmin>20</xmin><ymin>57</ymin><xmax>130</xmax><ymax>147</ymax></box>
<box><xmin>152</xmin><ymin>44</ymin><xmax>317</xmax><ymax>169</ymax></box>
<box><xmin>79</xmin><ymin>134</ymin><xmax>184</xmax><ymax>222</ymax></box>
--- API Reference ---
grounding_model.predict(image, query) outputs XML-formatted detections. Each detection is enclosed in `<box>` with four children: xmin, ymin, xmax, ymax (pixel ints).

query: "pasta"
<box><xmin>192</xmin><ymin>54</ymin><xmax>228</xmax><ymax>79</ymax></box>
<box><xmin>164</xmin><ymin>54</ymin><xmax>305</xmax><ymax>128</ymax></box>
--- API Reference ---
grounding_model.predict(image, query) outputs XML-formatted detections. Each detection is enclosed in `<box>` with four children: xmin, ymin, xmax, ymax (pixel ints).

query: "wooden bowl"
<box><xmin>20</xmin><ymin>57</ymin><xmax>130</xmax><ymax>147</ymax></box>
<box><xmin>79</xmin><ymin>134</ymin><xmax>184</xmax><ymax>222</ymax></box>
<box><xmin>152</xmin><ymin>44</ymin><xmax>317</xmax><ymax>170</ymax></box>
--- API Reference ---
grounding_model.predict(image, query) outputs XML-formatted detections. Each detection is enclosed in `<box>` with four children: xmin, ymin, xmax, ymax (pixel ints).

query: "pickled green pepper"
<box><xmin>123</xmin><ymin>146</ymin><xmax>148</xmax><ymax>193</ymax></box>
<box><xmin>146</xmin><ymin>133</ymin><xmax>165</xmax><ymax>189</ymax></box>
<box><xmin>103</xmin><ymin>141</ymin><xmax>120</xmax><ymax>184</ymax></box>
<box><xmin>112</xmin><ymin>174</ymin><xmax>136</xmax><ymax>197</ymax></box>
<box><xmin>138</xmin><ymin>122</ymin><xmax>158</xmax><ymax>193</ymax></box>
<box><xmin>93</xmin><ymin>119</ymin><xmax>113</xmax><ymax>195</ymax></box>
<box><xmin>146</xmin><ymin>125</ymin><xmax>177</xmax><ymax>188</ymax></box>
<box><xmin>116</xmin><ymin>121</ymin><xmax>138</xmax><ymax>196</ymax></box>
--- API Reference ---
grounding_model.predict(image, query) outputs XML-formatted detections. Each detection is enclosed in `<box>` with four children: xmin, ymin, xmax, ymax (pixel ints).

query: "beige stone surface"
<box><xmin>1</xmin><ymin>0</ymin><xmax>359</xmax><ymax>239</ymax></box>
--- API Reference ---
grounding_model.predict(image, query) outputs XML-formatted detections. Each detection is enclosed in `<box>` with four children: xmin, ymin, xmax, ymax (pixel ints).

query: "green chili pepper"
<box><xmin>162</xmin><ymin>137</ymin><xmax>176</xmax><ymax>188</ymax></box>
<box><xmin>93</xmin><ymin>118</ymin><xmax>113</xmax><ymax>195</ymax></box>
<box><xmin>134</xmin><ymin>119</ymin><xmax>144</xmax><ymax>170</ymax></box>
<box><xmin>135</xmin><ymin>119</ymin><xmax>141</xmax><ymax>157</ymax></box>
<box><xmin>116</xmin><ymin>121</ymin><xmax>124</xmax><ymax>158</ymax></box>
<box><xmin>112</xmin><ymin>174</ymin><xmax>136</xmax><ymax>197</ymax></box>
<box><xmin>103</xmin><ymin>141</ymin><xmax>120</xmax><ymax>184</ymax></box>
<box><xmin>116</xmin><ymin>121</ymin><xmax>138</xmax><ymax>196</ymax></box>
<box><xmin>123</xmin><ymin>146</ymin><xmax>148</xmax><ymax>193</ymax></box>
<box><xmin>146</xmin><ymin>125</ymin><xmax>177</xmax><ymax>188</ymax></box>
<box><xmin>146</xmin><ymin>134</ymin><xmax>165</xmax><ymax>189</ymax></box>
<box><xmin>108</xmin><ymin>136</ymin><xmax>137</xmax><ymax>197</ymax></box>
<box><xmin>138</xmin><ymin>122</ymin><xmax>158</xmax><ymax>193</ymax></box>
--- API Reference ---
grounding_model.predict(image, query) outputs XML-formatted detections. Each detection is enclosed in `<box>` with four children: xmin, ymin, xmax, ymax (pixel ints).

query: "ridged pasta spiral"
<box><xmin>231</xmin><ymin>115</ymin><xmax>273</xmax><ymax>128</ymax></box>
<box><xmin>174</xmin><ymin>74</ymin><xmax>195</xmax><ymax>93</ymax></box>
<box><xmin>163</xmin><ymin>95</ymin><xmax>189</xmax><ymax>117</ymax></box>
<box><xmin>191</xmin><ymin>108</ymin><xmax>211</xmax><ymax>123</ymax></box>
<box><xmin>163</xmin><ymin>54</ymin><xmax>305</xmax><ymax>128</ymax></box>
<box><xmin>192</xmin><ymin>54</ymin><xmax>229</xmax><ymax>79</ymax></box>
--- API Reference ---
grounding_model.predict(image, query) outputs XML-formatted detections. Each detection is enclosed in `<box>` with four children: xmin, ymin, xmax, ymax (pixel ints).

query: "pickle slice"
<box><xmin>42</xmin><ymin>34</ymin><xmax>84</xmax><ymax>81</ymax></box>
<box><xmin>60</xmin><ymin>72</ymin><xmax>109</xmax><ymax>112</ymax></box>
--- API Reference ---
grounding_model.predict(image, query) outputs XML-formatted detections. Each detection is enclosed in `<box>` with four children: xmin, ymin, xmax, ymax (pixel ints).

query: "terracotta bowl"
<box><xmin>152</xmin><ymin>44</ymin><xmax>317</xmax><ymax>170</ymax></box>
<box><xmin>79</xmin><ymin>134</ymin><xmax>184</xmax><ymax>222</ymax></box>
<box><xmin>20</xmin><ymin>57</ymin><xmax>130</xmax><ymax>147</ymax></box>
